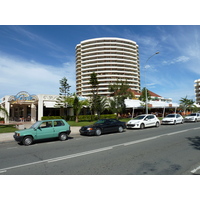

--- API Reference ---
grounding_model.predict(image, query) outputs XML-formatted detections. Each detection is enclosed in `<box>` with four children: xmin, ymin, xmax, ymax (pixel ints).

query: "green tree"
<box><xmin>179</xmin><ymin>96</ymin><xmax>195</xmax><ymax>114</ymax></box>
<box><xmin>56</xmin><ymin>77</ymin><xmax>71</xmax><ymax>120</ymax></box>
<box><xmin>0</xmin><ymin>105</ymin><xmax>9</xmax><ymax>119</ymax></box>
<box><xmin>109</xmin><ymin>80</ymin><xmax>134</xmax><ymax>119</ymax></box>
<box><xmin>139</xmin><ymin>87</ymin><xmax>151</xmax><ymax>111</ymax></box>
<box><xmin>89</xmin><ymin>72</ymin><xmax>100</xmax><ymax>117</ymax></box>
<box><xmin>96</xmin><ymin>96</ymin><xmax>109</xmax><ymax>119</ymax></box>
<box><xmin>73</xmin><ymin>95</ymin><xmax>89</xmax><ymax>123</ymax></box>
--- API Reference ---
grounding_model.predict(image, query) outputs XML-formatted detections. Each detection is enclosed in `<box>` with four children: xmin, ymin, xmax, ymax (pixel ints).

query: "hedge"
<box><xmin>42</xmin><ymin>114</ymin><xmax>117</xmax><ymax>121</ymax></box>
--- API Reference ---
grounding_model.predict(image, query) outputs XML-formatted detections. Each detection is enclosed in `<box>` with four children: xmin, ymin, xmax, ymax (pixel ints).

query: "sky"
<box><xmin>1</xmin><ymin>25</ymin><xmax>200</xmax><ymax>103</ymax></box>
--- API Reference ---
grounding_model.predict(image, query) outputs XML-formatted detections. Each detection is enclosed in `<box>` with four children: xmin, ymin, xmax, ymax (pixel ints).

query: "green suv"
<box><xmin>13</xmin><ymin>119</ymin><xmax>71</xmax><ymax>146</ymax></box>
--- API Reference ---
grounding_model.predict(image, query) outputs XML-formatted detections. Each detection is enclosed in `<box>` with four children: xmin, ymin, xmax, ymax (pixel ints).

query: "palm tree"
<box><xmin>73</xmin><ymin>95</ymin><xmax>89</xmax><ymax>123</ymax></box>
<box><xmin>0</xmin><ymin>106</ymin><xmax>9</xmax><ymax>120</ymax></box>
<box><xmin>179</xmin><ymin>96</ymin><xmax>195</xmax><ymax>114</ymax></box>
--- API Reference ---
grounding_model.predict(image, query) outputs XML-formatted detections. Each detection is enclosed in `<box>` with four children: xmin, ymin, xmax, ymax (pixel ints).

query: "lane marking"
<box><xmin>47</xmin><ymin>146</ymin><xmax>113</xmax><ymax>163</ymax></box>
<box><xmin>166</xmin><ymin>129</ymin><xmax>189</xmax><ymax>136</ymax></box>
<box><xmin>124</xmin><ymin>135</ymin><xmax>164</xmax><ymax>146</ymax></box>
<box><xmin>191</xmin><ymin>165</ymin><xmax>200</xmax><ymax>174</ymax></box>
<box><xmin>7</xmin><ymin>147</ymin><xmax>18</xmax><ymax>150</ymax></box>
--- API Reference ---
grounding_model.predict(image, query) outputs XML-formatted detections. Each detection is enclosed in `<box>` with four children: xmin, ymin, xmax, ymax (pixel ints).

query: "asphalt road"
<box><xmin>1</xmin><ymin>122</ymin><xmax>200</xmax><ymax>175</ymax></box>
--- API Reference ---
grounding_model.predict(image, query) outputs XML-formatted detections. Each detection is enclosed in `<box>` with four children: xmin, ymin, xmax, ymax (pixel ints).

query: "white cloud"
<box><xmin>0</xmin><ymin>53</ymin><xmax>76</xmax><ymax>97</ymax></box>
<box><xmin>163</xmin><ymin>56</ymin><xmax>190</xmax><ymax>65</ymax></box>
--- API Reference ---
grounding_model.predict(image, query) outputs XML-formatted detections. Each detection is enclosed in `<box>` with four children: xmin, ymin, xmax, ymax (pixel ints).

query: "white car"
<box><xmin>127</xmin><ymin>114</ymin><xmax>160</xmax><ymax>129</ymax></box>
<box><xmin>162</xmin><ymin>114</ymin><xmax>184</xmax><ymax>125</ymax></box>
<box><xmin>184</xmin><ymin>113</ymin><xmax>200</xmax><ymax>122</ymax></box>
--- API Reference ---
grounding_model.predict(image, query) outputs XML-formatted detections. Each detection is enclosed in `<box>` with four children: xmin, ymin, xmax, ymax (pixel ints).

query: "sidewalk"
<box><xmin>0</xmin><ymin>126</ymin><xmax>81</xmax><ymax>144</ymax></box>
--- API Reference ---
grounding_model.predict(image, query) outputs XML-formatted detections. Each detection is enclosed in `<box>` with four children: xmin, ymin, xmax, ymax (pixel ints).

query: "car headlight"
<box><xmin>87</xmin><ymin>128</ymin><xmax>94</xmax><ymax>131</ymax></box>
<box><xmin>15</xmin><ymin>133</ymin><xmax>20</xmax><ymax>136</ymax></box>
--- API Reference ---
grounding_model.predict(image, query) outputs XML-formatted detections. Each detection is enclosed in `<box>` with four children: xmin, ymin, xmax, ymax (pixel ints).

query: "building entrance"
<box><xmin>10</xmin><ymin>104</ymin><xmax>38</xmax><ymax>122</ymax></box>
<box><xmin>8</xmin><ymin>91</ymin><xmax>38</xmax><ymax>122</ymax></box>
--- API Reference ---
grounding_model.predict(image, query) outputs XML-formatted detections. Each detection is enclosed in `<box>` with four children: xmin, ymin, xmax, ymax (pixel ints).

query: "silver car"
<box><xmin>184</xmin><ymin>113</ymin><xmax>200</xmax><ymax>122</ymax></box>
<box><xmin>162</xmin><ymin>114</ymin><xmax>184</xmax><ymax>125</ymax></box>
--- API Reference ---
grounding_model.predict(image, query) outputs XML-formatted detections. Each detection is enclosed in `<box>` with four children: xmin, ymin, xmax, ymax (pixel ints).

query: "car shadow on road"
<box><xmin>186</xmin><ymin>136</ymin><xmax>200</xmax><ymax>150</ymax></box>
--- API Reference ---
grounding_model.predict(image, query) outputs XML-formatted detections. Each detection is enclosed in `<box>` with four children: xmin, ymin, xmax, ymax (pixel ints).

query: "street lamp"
<box><xmin>144</xmin><ymin>51</ymin><xmax>159</xmax><ymax>114</ymax></box>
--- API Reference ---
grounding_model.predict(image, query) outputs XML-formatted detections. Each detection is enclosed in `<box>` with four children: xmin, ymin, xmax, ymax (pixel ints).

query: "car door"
<box><xmin>148</xmin><ymin>115</ymin><xmax>156</xmax><ymax>127</ymax></box>
<box><xmin>176</xmin><ymin>114</ymin><xmax>182</xmax><ymax>123</ymax></box>
<box><xmin>144</xmin><ymin>116</ymin><xmax>152</xmax><ymax>127</ymax></box>
<box><xmin>102</xmin><ymin>119</ymin><xmax>114</xmax><ymax>133</ymax></box>
<box><xmin>197</xmin><ymin>114</ymin><xmax>200</xmax><ymax>121</ymax></box>
<box><xmin>108</xmin><ymin>119</ymin><xmax>120</xmax><ymax>132</ymax></box>
<box><xmin>53</xmin><ymin>120</ymin><xmax>66</xmax><ymax>136</ymax></box>
<box><xmin>36</xmin><ymin>121</ymin><xmax>54</xmax><ymax>140</ymax></box>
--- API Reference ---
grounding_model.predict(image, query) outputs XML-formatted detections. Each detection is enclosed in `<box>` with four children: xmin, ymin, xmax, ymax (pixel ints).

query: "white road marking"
<box><xmin>191</xmin><ymin>165</ymin><xmax>200</xmax><ymax>174</ymax></box>
<box><xmin>47</xmin><ymin>146</ymin><xmax>113</xmax><ymax>163</ymax></box>
<box><xmin>7</xmin><ymin>147</ymin><xmax>18</xmax><ymax>150</ymax></box>
<box><xmin>124</xmin><ymin>135</ymin><xmax>164</xmax><ymax>146</ymax></box>
<box><xmin>166</xmin><ymin>129</ymin><xmax>189</xmax><ymax>136</ymax></box>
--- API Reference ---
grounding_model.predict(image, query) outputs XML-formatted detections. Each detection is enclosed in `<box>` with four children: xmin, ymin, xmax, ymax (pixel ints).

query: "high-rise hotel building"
<box><xmin>194</xmin><ymin>79</ymin><xmax>200</xmax><ymax>104</ymax></box>
<box><xmin>76</xmin><ymin>37</ymin><xmax>140</xmax><ymax>97</ymax></box>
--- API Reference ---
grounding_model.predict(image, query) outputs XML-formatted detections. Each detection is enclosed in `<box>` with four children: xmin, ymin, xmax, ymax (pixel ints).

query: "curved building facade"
<box><xmin>76</xmin><ymin>37</ymin><xmax>140</xmax><ymax>97</ymax></box>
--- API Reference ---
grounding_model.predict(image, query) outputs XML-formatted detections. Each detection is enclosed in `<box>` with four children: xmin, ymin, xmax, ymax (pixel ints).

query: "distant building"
<box><xmin>194</xmin><ymin>79</ymin><xmax>200</xmax><ymax>105</ymax></box>
<box><xmin>76</xmin><ymin>37</ymin><xmax>140</xmax><ymax>97</ymax></box>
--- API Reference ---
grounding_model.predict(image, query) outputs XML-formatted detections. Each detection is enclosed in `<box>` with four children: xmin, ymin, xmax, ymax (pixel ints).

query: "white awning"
<box><xmin>44</xmin><ymin>101</ymin><xmax>56</xmax><ymax>108</ymax></box>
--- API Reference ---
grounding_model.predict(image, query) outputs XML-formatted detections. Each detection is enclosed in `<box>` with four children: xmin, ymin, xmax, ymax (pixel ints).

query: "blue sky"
<box><xmin>0</xmin><ymin>25</ymin><xmax>200</xmax><ymax>103</ymax></box>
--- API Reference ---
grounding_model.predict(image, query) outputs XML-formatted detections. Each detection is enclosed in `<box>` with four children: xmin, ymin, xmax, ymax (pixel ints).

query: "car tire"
<box><xmin>174</xmin><ymin>120</ymin><xmax>176</xmax><ymax>125</ymax></box>
<box><xmin>23</xmin><ymin>136</ymin><xmax>33</xmax><ymax>146</ymax></box>
<box><xmin>140</xmin><ymin>123</ymin><xmax>145</xmax><ymax>129</ymax></box>
<box><xmin>59</xmin><ymin>133</ymin><xmax>68</xmax><ymax>141</ymax></box>
<box><xmin>95</xmin><ymin>128</ymin><xmax>102</xmax><ymax>136</ymax></box>
<box><xmin>118</xmin><ymin>126</ymin><xmax>123</xmax><ymax>133</ymax></box>
<box><xmin>155</xmin><ymin>122</ymin><xmax>159</xmax><ymax>127</ymax></box>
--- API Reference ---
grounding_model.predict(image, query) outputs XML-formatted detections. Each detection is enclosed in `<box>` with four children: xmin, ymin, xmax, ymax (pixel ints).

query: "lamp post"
<box><xmin>144</xmin><ymin>51</ymin><xmax>159</xmax><ymax>114</ymax></box>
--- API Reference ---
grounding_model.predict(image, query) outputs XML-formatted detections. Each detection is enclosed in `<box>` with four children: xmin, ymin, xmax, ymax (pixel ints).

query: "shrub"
<box><xmin>41</xmin><ymin>114</ymin><xmax>117</xmax><ymax>122</ymax></box>
<box><xmin>41</xmin><ymin>116</ymin><xmax>63</xmax><ymax>120</ymax></box>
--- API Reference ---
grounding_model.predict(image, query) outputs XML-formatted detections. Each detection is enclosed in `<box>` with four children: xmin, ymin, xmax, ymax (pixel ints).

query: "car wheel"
<box><xmin>195</xmin><ymin>118</ymin><xmax>197</xmax><ymax>123</ymax></box>
<box><xmin>155</xmin><ymin>122</ymin><xmax>159</xmax><ymax>127</ymax></box>
<box><xmin>174</xmin><ymin>120</ymin><xmax>177</xmax><ymax>125</ymax></box>
<box><xmin>118</xmin><ymin>126</ymin><xmax>123</xmax><ymax>133</ymax></box>
<box><xmin>140</xmin><ymin>123</ymin><xmax>145</xmax><ymax>129</ymax></box>
<box><xmin>95</xmin><ymin>128</ymin><xmax>102</xmax><ymax>136</ymax></box>
<box><xmin>59</xmin><ymin>133</ymin><xmax>68</xmax><ymax>141</ymax></box>
<box><xmin>23</xmin><ymin>136</ymin><xmax>33</xmax><ymax>146</ymax></box>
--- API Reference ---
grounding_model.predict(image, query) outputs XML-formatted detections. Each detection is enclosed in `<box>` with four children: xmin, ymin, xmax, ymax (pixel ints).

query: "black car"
<box><xmin>79</xmin><ymin>119</ymin><xmax>126</xmax><ymax>136</ymax></box>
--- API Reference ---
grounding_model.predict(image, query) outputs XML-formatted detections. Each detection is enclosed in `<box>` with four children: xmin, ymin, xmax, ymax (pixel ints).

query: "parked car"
<box><xmin>126</xmin><ymin>114</ymin><xmax>160</xmax><ymax>129</ymax></box>
<box><xmin>13</xmin><ymin>119</ymin><xmax>71</xmax><ymax>146</ymax></box>
<box><xmin>79</xmin><ymin>119</ymin><xmax>126</xmax><ymax>136</ymax></box>
<box><xmin>161</xmin><ymin>114</ymin><xmax>184</xmax><ymax>125</ymax></box>
<box><xmin>184</xmin><ymin>113</ymin><xmax>200</xmax><ymax>122</ymax></box>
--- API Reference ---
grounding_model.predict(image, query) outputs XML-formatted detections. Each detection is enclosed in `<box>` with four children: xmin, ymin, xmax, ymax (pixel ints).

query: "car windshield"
<box><xmin>166</xmin><ymin>114</ymin><xmax>175</xmax><ymax>118</ymax></box>
<box><xmin>95</xmin><ymin>119</ymin><xmax>106</xmax><ymax>124</ymax></box>
<box><xmin>133</xmin><ymin>115</ymin><xmax>146</xmax><ymax>120</ymax></box>
<box><xmin>30</xmin><ymin>121</ymin><xmax>41</xmax><ymax>129</ymax></box>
